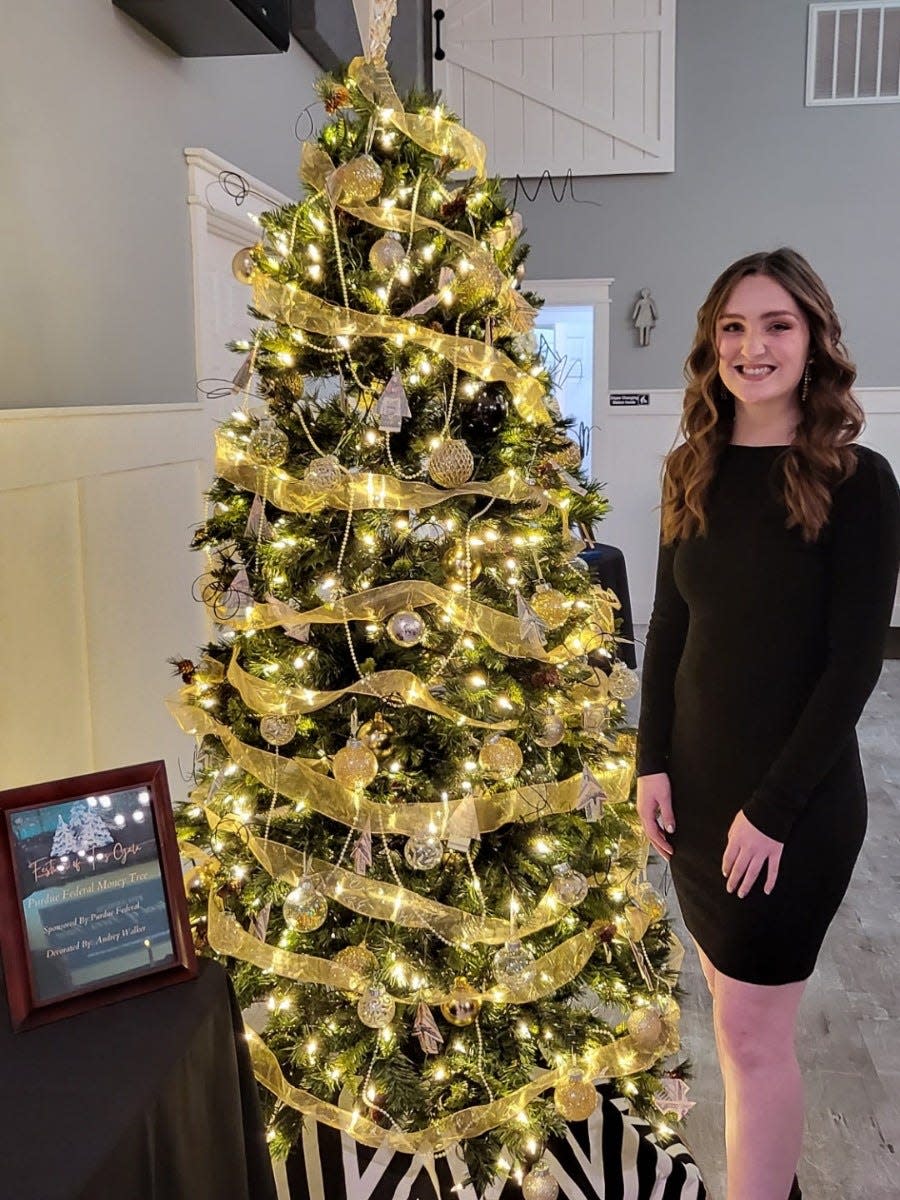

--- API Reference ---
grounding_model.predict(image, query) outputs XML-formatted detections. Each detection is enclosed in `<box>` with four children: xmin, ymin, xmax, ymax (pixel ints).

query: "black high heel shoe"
<box><xmin>787</xmin><ymin>1174</ymin><xmax>802</xmax><ymax>1199</ymax></box>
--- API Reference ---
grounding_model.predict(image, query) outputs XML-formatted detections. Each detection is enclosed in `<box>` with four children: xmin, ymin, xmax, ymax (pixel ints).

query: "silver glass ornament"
<box><xmin>259</xmin><ymin>714</ymin><xmax>296</xmax><ymax>746</ymax></box>
<box><xmin>314</xmin><ymin>574</ymin><xmax>344</xmax><ymax>603</ymax></box>
<box><xmin>404</xmin><ymin>832</ymin><xmax>444</xmax><ymax>871</ymax></box>
<box><xmin>247</xmin><ymin>419</ymin><xmax>289</xmax><ymax>467</ymax></box>
<box><xmin>357</xmin><ymin>984</ymin><xmax>396</xmax><ymax>1029</ymax></box>
<box><xmin>304</xmin><ymin>455</ymin><xmax>343</xmax><ymax>489</ymax></box>
<box><xmin>386</xmin><ymin>611</ymin><xmax>425</xmax><ymax>646</ymax></box>
<box><xmin>492</xmin><ymin>939</ymin><xmax>536</xmax><ymax>988</ymax></box>
<box><xmin>533</xmin><ymin>712</ymin><xmax>565</xmax><ymax>748</ymax></box>
<box><xmin>551</xmin><ymin>862</ymin><xmax>589</xmax><ymax>907</ymax></box>
<box><xmin>283</xmin><ymin>878</ymin><xmax>327</xmax><ymax>931</ymax></box>
<box><xmin>607</xmin><ymin>660</ymin><xmax>639</xmax><ymax>700</ymax></box>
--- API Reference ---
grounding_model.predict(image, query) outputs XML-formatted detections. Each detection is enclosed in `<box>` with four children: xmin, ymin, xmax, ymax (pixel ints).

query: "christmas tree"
<box><xmin>171</xmin><ymin>10</ymin><xmax>689</xmax><ymax>1194</ymax></box>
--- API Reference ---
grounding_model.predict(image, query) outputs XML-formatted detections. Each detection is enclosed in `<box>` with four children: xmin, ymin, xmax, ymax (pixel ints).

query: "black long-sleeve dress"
<box><xmin>636</xmin><ymin>442</ymin><xmax>900</xmax><ymax>985</ymax></box>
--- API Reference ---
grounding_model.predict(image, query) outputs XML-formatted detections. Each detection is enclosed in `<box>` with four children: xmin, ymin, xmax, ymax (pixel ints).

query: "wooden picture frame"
<box><xmin>0</xmin><ymin>761</ymin><xmax>196</xmax><ymax>1031</ymax></box>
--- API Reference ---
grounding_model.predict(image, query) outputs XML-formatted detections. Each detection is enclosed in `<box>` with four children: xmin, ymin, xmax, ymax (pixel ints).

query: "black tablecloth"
<box><xmin>579</xmin><ymin>544</ymin><xmax>637</xmax><ymax>668</ymax></box>
<box><xmin>0</xmin><ymin>959</ymin><xmax>277</xmax><ymax>1200</ymax></box>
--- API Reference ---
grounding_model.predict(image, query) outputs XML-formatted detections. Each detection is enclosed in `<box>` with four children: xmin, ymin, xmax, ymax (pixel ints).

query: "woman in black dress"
<box><xmin>635</xmin><ymin>248</ymin><xmax>900</xmax><ymax>1200</ymax></box>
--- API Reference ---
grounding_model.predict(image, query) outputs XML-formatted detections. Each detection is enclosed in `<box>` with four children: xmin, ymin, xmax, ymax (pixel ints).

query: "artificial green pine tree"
<box><xmin>171</xmin><ymin>39</ymin><xmax>689</xmax><ymax>1198</ymax></box>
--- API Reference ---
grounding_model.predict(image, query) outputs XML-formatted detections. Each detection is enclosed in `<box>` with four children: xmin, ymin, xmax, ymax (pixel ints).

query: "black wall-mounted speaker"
<box><xmin>113</xmin><ymin>0</ymin><xmax>291</xmax><ymax>57</ymax></box>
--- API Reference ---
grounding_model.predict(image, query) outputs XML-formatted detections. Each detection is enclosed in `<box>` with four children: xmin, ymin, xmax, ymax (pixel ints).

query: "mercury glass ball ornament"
<box><xmin>478</xmin><ymin>735</ymin><xmax>524</xmax><ymax>780</ymax></box>
<box><xmin>358</xmin><ymin>713</ymin><xmax>394</xmax><ymax>760</ymax></box>
<box><xmin>334</xmin><ymin>943</ymin><xmax>378</xmax><ymax>988</ymax></box>
<box><xmin>304</xmin><ymin>454</ymin><xmax>343</xmax><ymax>490</ymax></box>
<box><xmin>369</xmin><ymin>232</ymin><xmax>405</xmax><ymax>273</ymax></box>
<box><xmin>626</xmin><ymin>1005</ymin><xmax>666</xmax><ymax>1051</ymax></box>
<box><xmin>427</xmin><ymin>438</ymin><xmax>475</xmax><ymax>488</ymax></box>
<box><xmin>259</xmin><ymin>714</ymin><xmax>296</xmax><ymax>747</ymax></box>
<box><xmin>528</xmin><ymin>586</ymin><xmax>570</xmax><ymax>631</ymax></box>
<box><xmin>231</xmin><ymin>246</ymin><xmax>257</xmax><ymax>284</ymax></box>
<box><xmin>314</xmin><ymin>574</ymin><xmax>344</xmax><ymax>604</ymax></box>
<box><xmin>550</xmin><ymin>862</ymin><xmax>589</xmax><ymax>907</ymax></box>
<box><xmin>357</xmin><ymin>983</ymin><xmax>396</xmax><ymax>1029</ymax></box>
<box><xmin>404</xmin><ymin>831</ymin><xmax>444</xmax><ymax>871</ymax></box>
<box><xmin>533</xmin><ymin>712</ymin><xmax>565</xmax><ymax>749</ymax></box>
<box><xmin>553</xmin><ymin>1069</ymin><xmax>598</xmax><ymax>1121</ymax></box>
<box><xmin>492</xmin><ymin>939</ymin><xmax>535</xmax><ymax>988</ymax></box>
<box><xmin>549</xmin><ymin>437</ymin><xmax>583</xmax><ymax>470</ymax></box>
<box><xmin>628</xmin><ymin>881</ymin><xmax>666</xmax><ymax>924</ymax></box>
<box><xmin>606</xmin><ymin>660</ymin><xmax>639</xmax><ymax>701</ymax></box>
<box><xmin>283</xmin><ymin>878</ymin><xmax>328</xmax><ymax>932</ymax></box>
<box><xmin>522</xmin><ymin>1162</ymin><xmax>559</xmax><ymax>1200</ymax></box>
<box><xmin>332</xmin><ymin>738</ymin><xmax>379</xmax><ymax>789</ymax></box>
<box><xmin>440</xmin><ymin>977</ymin><xmax>481</xmax><ymax>1026</ymax></box>
<box><xmin>247</xmin><ymin>419</ymin><xmax>289</xmax><ymax>467</ymax></box>
<box><xmin>386</xmin><ymin>610</ymin><xmax>426</xmax><ymax>647</ymax></box>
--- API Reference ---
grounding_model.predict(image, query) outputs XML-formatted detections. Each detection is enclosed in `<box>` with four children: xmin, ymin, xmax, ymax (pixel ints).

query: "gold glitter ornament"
<box><xmin>304</xmin><ymin>455</ymin><xmax>343</xmax><ymax>489</ymax></box>
<box><xmin>427</xmin><ymin>439</ymin><xmax>474</xmax><ymax>488</ymax></box>
<box><xmin>357</xmin><ymin>983</ymin><xmax>396</xmax><ymax>1029</ymax></box>
<box><xmin>442</xmin><ymin>543</ymin><xmax>482</xmax><ymax>582</ymax></box>
<box><xmin>554</xmin><ymin>1069</ymin><xmax>598</xmax><ymax>1121</ymax></box>
<box><xmin>607</xmin><ymin>659</ymin><xmax>639</xmax><ymax>701</ymax></box>
<box><xmin>232</xmin><ymin>246</ymin><xmax>257</xmax><ymax>284</ymax></box>
<box><xmin>478</xmin><ymin>735</ymin><xmax>523</xmax><ymax>779</ymax></box>
<box><xmin>334</xmin><ymin>943</ymin><xmax>378</xmax><ymax>990</ymax></box>
<box><xmin>528</xmin><ymin>585</ymin><xmax>571</xmax><ymax>630</ymax></box>
<box><xmin>626</xmin><ymin>1005</ymin><xmax>666</xmax><ymax>1051</ymax></box>
<box><xmin>358</xmin><ymin>713</ymin><xmax>394</xmax><ymax>760</ymax></box>
<box><xmin>332</xmin><ymin>738</ymin><xmax>379</xmax><ymax>789</ymax></box>
<box><xmin>369</xmin><ymin>232</ymin><xmax>405</xmax><ymax>273</ymax></box>
<box><xmin>327</xmin><ymin>154</ymin><xmax>383</xmax><ymax>205</ymax></box>
<box><xmin>440</xmin><ymin>976</ymin><xmax>481</xmax><ymax>1026</ymax></box>
<box><xmin>283</xmin><ymin>877</ymin><xmax>328</xmax><ymax>932</ymax></box>
<box><xmin>454</xmin><ymin>251</ymin><xmax>506</xmax><ymax>305</ymax></box>
<box><xmin>522</xmin><ymin>1162</ymin><xmax>559</xmax><ymax>1200</ymax></box>
<box><xmin>533</xmin><ymin>712</ymin><xmax>565</xmax><ymax>749</ymax></box>
<box><xmin>549</xmin><ymin>437</ymin><xmax>583</xmax><ymax>470</ymax></box>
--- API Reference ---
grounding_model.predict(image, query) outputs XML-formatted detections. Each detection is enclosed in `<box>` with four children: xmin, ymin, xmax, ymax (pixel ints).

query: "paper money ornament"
<box><xmin>376</xmin><ymin>371</ymin><xmax>412</xmax><ymax>432</ymax></box>
<box><xmin>413</xmin><ymin>1000</ymin><xmax>444</xmax><ymax>1055</ymax></box>
<box><xmin>516</xmin><ymin>591</ymin><xmax>548</xmax><ymax>651</ymax></box>
<box><xmin>352</xmin><ymin>818</ymin><xmax>373</xmax><ymax>875</ymax></box>
<box><xmin>576</xmin><ymin>764</ymin><xmax>608</xmax><ymax>821</ymax></box>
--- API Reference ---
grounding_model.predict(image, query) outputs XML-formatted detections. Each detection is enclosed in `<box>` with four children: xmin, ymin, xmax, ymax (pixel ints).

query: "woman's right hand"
<box><xmin>635</xmin><ymin>773</ymin><xmax>675</xmax><ymax>860</ymax></box>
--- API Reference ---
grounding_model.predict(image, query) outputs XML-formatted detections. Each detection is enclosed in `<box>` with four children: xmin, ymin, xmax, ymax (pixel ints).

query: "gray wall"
<box><xmin>0</xmin><ymin>0</ymin><xmax>321</xmax><ymax>410</ymax></box>
<box><xmin>518</xmin><ymin>0</ymin><xmax>900</xmax><ymax>389</ymax></box>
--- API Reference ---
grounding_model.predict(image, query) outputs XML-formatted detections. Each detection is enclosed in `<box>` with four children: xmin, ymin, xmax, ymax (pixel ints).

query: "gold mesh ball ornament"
<box><xmin>358</xmin><ymin>713</ymin><xmax>394</xmax><ymax>760</ymax></box>
<box><xmin>606</xmin><ymin>659</ymin><xmax>639</xmax><ymax>701</ymax></box>
<box><xmin>440</xmin><ymin>977</ymin><xmax>481</xmax><ymax>1026</ymax></box>
<box><xmin>549</xmin><ymin>437</ymin><xmax>583</xmax><ymax>470</ymax></box>
<box><xmin>522</xmin><ymin>1162</ymin><xmax>559</xmax><ymax>1200</ymax></box>
<box><xmin>626</xmin><ymin>1005</ymin><xmax>666</xmax><ymax>1051</ymax></box>
<box><xmin>533</xmin><ymin>712</ymin><xmax>565</xmax><ymax>749</ymax></box>
<box><xmin>442</xmin><ymin>543</ymin><xmax>482</xmax><ymax>582</ymax></box>
<box><xmin>304</xmin><ymin>455</ymin><xmax>343</xmax><ymax>490</ymax></box>
<box><xmin>334</xmin><ymin>943</ymin><xmax>378</xmax><ymax>990</ymax></box>
<box><xmin>247</xmin><ymin>419</ymin><xmax>289</xmax><ymax>467</ymax></box>
<box><xmin>283</xmin><ymin>877</ymin><xmax>328</xmax><ymax>932</ymax></box>
<box><xmin>478</xmin><ymin>735</ymin><xmax>523</xmax><ymax>779</ymax></box>
<box><xmin>259</xmin><ymin>714</ymin><xmax>296</xmax><ymax>747</ymax></box>
<box><xmin>357</xmin><ymin>984</ymin><xmax>396</xmax><ymax>1029</ymax></box>
<box><xmin>427</xmin><ymin>439</ymin><xmax>474</xmax><ymax>488</ymax></box>
<box><xmin>528</xmin><ymin>585</ymin><xmax>571</xmax><ymax>630</ymax></box>
<box><xmin>553</xmin><ymin>1069</ymin><xmax>598</xmax><ymax>1121</ymax></box>
<box><xmin>332</xmin><ymin>738</ymin><xmax>379</xmax><ymax>789</ymax></box>
<box><xmin>386</xmin><ymin>611</ymin><xmax>426</xmax><ymax>646</ymax></box>
<box><xmin>231</xmin><ymin>246</ymin><xmax>257</xmax><ymax>284</ymax></box>
<box><xmin>369</xmin><ymin>232</ymin><xmax>405</xmax><ymax>273</ymax></box>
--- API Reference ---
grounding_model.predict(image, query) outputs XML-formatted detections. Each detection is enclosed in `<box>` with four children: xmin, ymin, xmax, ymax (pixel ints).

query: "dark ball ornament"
<box><xmin>465</xmin><ymin>392</ymin><xmax>509</xmax><ymax>439</ymax></box>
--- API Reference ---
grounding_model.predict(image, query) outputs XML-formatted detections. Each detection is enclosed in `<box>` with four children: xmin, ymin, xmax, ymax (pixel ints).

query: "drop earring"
<box><xmin>800</xmin><ymin>361</ymin><xmax>811</xmax><ymax>406</ymax></box>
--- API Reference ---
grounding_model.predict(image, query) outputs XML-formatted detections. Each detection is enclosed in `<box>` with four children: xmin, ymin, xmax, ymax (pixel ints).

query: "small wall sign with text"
<box><xmin>0</xmin><ymin>761</ymin><xmax>196</xmax><ymax>1031</ymax></box>
<box><xmin>609</xmin><ymin>393</ymin><xmax>650</xmax><ymax>406</ymax></box>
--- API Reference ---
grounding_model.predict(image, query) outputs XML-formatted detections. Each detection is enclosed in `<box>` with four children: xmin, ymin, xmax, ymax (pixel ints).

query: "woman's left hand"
<box><xmin>722</xmin><ymin>810</ymin><xmax>784</xmax><ymax>898</ymax></box>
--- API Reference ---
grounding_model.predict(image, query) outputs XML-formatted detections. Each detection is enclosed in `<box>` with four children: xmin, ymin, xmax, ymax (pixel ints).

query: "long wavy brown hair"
<box><xmin>661</xmin><ymin>247</ymin><xmax>865</xmax><ymax>545</ymax></box>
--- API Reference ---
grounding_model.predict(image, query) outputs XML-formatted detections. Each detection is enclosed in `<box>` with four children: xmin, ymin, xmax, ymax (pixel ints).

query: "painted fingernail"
<box><xmin>666</xmin><ymin>824</ymin><xmax>675</xmax><ymax>834</ymax></box>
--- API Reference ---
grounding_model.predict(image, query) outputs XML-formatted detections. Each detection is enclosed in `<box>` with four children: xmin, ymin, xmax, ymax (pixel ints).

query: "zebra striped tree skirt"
<box><xmin>284</xmin><ymin>1084</ymin><xmax>707</xmax><ymax>1200</ymax></box>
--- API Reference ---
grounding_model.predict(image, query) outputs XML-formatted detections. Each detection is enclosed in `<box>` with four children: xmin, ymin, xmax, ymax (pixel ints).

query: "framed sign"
<box><xmin>0</xmin><ymin>761</ymin><xmax>196</xmax><ymax>1031</ymax></box>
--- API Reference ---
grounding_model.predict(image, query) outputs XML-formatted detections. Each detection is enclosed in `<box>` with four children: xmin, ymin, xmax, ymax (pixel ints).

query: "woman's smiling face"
<box><xmin>716</xmin><ymin>274</ymin><xmax>811</xmax><ymax>409</ymax></box>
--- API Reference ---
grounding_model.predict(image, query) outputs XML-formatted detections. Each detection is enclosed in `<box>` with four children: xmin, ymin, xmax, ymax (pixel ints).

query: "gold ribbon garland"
<box><xmin>168</xmin><ymin>700</ymin><xmax>634</xmax><ymax>836</ymax></box>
